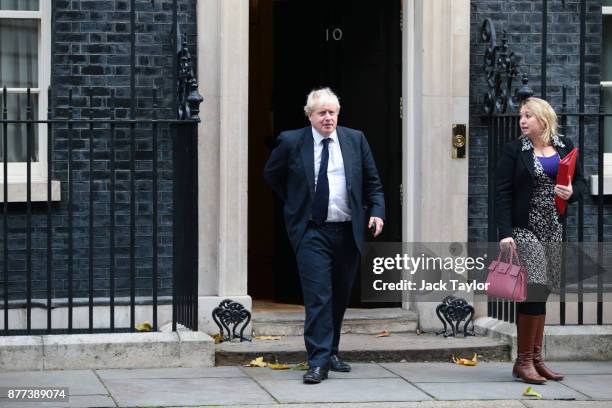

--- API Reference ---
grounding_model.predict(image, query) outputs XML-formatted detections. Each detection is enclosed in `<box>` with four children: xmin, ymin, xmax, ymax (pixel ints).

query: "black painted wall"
<box><xmin>469</xmin><ymin>0</ymin><xmax>612</xmax><ymax>243</ymax></box>
<box><xmin>2</xmin><ymin>0</ymin><xmax>197</xmax><ymax>301</ymax></box>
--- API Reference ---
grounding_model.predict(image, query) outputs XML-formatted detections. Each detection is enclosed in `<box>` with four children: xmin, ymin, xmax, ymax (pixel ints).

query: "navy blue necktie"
<box><xmin>312</xmin><ymin>137</ymin><xmax>331</xmax><ymax>225</ymax></box>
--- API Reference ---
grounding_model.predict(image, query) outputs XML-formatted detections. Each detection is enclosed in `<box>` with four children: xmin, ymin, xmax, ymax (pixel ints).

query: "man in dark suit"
<box><xmin>264</xmin><ymin>88</ymin><xmax>385</xmax><ymax>384</ymax></box>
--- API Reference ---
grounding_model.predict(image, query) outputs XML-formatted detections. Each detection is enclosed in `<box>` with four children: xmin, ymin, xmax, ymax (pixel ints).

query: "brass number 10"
<box><xmin>325</xmin><ymin>28</ymin><xmax>343</xmax><ymax>41</ymax></box>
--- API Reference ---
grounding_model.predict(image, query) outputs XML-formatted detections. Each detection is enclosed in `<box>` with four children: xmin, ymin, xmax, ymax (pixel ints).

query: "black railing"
<box><xmin>0</xmin><ymin>87</ymin><xmax>198</xmax><ymax>335</ymax></box>
<box><xmin>486</xmin><ymin>87</ymin><xmax>610</xmax><ymax>326</ymax></box>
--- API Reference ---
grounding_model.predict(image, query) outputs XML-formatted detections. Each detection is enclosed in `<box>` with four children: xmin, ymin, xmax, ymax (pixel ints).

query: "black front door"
<box><xmin>271</xmin><ymin>0</ymin><xmax>402</xmax><ymax>305</ymax></box>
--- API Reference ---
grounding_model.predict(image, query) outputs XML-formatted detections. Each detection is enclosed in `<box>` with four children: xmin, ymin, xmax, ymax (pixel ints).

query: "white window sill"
<box><xmin>590</xmin><ymin>153</ymin><xmax>612</xmax><ymax>195</ymax></box>
<box><xmin>0</xmin><ymin>180</ymin><xmax>61</xmax><ymax>202</ymax></box>
<box><xmin>590</xmin><ymin>175</ymin><xmax>612</xmax><ymax>195</ymax></box>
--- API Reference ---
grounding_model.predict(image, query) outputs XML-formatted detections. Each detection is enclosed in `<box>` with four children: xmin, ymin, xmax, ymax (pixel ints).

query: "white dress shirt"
<box><xmin>312</xmin><ymin>127</ymin><xmax>351</xmax><ymax>222</ymax></box>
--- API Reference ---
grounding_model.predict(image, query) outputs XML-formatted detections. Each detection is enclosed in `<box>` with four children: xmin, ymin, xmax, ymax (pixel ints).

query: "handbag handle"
<box><xmin>497</xmin><ymin>246</ymin><xmax>523</xmax><ymax>265</ymax></box>
<box><xmin>496</xmin><ymin>246</ymin><xmax>513</xmax><ymax>264</ymax></box>
<box><xmin>509</xmin><ymin>246</ymin><xmax>525</xmax><ymax>268</ymax></box>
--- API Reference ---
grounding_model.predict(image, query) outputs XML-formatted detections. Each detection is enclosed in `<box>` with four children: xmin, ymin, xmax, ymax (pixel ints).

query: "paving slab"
<box><xmin>543</xmin><ymin>361</ymin><xmax>612</xmax><ymax>375</ymax></box>
<box><xmin>96</xmin><ymin>366</ymin><xmax>245</xmax><ymax>380</ymax></box>
<box><xmin>257</xmin><ymin>378</ymin><xmax>432</xmax><ymax>403</ymax></box>
<box><xmin>382</xmin><ymin>362</ymin><xmax>514</xmax><ymax>382</ymax></box>
<box><xmin>0</xmin><ymin>370</ymin><xmax>106</xmax><ymax>396</ymax></box>
<box><xmin>0</xmin><ymin>395</ymin><xmax>115</xmax><ymax>408</ymax></box>
<box><xmin>560</xmin><ymin>374</ymin><xmax>612</xmax><ymax>399</ymax></box>
<box><xmin>241</xmin><ymin>363</ymin><xmax>397</xmax><ymax>381</ymax></box>
<box><xmin>222</xmin><ymin>403</ymin><xmax>527</xmax><ymax>408</ymax></box>
<box><xmin>524</xmin><ymin>401</ymin><xmax>612</xmax><ymax>408</ymax></box>
<box><xmin>415</xmin><ymin>380</ymin><xmax>587</xmax><ymax>400</ymax></box>
<box><xmin>103</xmin><ymin>377</ymin><xmax>276</xmax><ymax>406</ymax></box>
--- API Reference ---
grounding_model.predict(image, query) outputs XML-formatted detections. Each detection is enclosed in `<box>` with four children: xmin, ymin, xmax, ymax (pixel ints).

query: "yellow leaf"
<box><xmin>268</xmin><ymin>363</ymin><xmax>291</xmax><ymax>370</ymax></box>
<box><xmin>254</xmin><ymin>335</ymin><xmax>282</xmax><ymax>340</ymax></box>
<box><xmin>244</xmin><ymin>357</ymin><xmax>267</xmax><ymax>367</ymax></box>
<box><xmin>376</xmin><ymin>330</ymin><xmax>391</xmax><ymax>337</ymax></box>
<box><xmin>523</xmin><ymin>386</ymin><xmax>542</xmax><ymax>399</ymax></box>
<box><xmin>471</xmin><ymin>353</ymin><xmax>478</xmax><ymax>362</ymax></box>
<box><xmin>212</xmin><ymin>333</ymin><xmax>223</xmax><ymax>344</ymax></box>
<box><xmin>453</xmin><ymin>355</ymin><xmax>478</xmax><ymax>366</ymax></box>
<box><xmin>293</xmin><ymin>362</ymin><xmax>309</xmax><ymax>371</ymax></box>
<box><xmin>135</xmin><ymin>321</ymin><xmax>152</xmax><ymax>332</ymax></box>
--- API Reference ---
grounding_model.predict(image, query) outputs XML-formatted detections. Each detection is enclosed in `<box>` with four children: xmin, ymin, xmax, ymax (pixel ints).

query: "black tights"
<box><xmin>516</xmin><ymin>284</ymin><xmax>550</xmax><ymax>316</ymax></box>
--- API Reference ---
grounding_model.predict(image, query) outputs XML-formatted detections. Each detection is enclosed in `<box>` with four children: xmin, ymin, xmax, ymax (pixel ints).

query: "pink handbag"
<box><xmin>485</xmin><ymin>247</ymin><xmax>527</xmax><ymax>302</ymax></box>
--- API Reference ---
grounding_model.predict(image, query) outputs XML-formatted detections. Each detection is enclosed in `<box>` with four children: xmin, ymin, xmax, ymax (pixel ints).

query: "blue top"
<box><xmin>537</xmin><ymin>153</ymin><xmax>560</xmax><ymax>180</ymax></box>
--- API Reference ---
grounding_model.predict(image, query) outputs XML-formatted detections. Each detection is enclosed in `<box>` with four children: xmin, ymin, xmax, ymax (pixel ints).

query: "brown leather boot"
<box><xmin>533</xmin><ymin>314</ymin><xmax>564</xmax><ymax>381</ymax></box>
<box><xmin>512</xmin><ymin>313</ymin><xmax>547</xmax><ymax>384</ymax></box>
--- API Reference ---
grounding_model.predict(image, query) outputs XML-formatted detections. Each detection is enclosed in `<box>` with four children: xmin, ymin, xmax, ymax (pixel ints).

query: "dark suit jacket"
<box><xmin>263</xmin><ymin>126</ymin><xmax>385</xmax><ymax>253</ymax></box>
<box><xmin>495</xmin><ymin>136</ymin><xmax>586</xmax><ymax>240</ymax></box>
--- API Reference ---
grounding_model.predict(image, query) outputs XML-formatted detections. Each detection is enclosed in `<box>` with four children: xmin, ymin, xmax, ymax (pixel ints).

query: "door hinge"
<box><xmin>399</xmin><ymin>183</ymin><xmax>403</xmax><ymax>206</ymax></box>
<box><xmin>400</xmin><ymin>97</ymin><xmax>403</xmax><ymax>119</ymax></box>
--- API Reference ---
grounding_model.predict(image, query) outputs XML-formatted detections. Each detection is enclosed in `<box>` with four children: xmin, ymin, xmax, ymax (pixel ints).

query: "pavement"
<box><xmin>1</xmin><ymin>361</ymin><xmax>612</xmax><ymax>407</ymax></box>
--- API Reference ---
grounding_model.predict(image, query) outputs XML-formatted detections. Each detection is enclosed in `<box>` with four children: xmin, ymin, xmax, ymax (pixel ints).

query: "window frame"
<box><xmin>0</xmin><ymin>2</ymin><xmax>51</xmax><ymax>182</ymax></box>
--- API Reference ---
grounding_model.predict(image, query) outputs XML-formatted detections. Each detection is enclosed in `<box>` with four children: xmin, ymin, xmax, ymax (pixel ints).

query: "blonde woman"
<box><xmin>495</xmin><ymin>97</ymin><xmax>586</xmax><ymax>384</ymax></box>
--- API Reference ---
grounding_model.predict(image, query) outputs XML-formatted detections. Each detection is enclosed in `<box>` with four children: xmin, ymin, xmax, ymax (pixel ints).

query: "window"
<box><xmin>594</xmin><ymin>4</ymin><xmax>612</xmax><ymax>194</ymax></box>
<box><xmin>0</xmin><ymin>0</ymin><xmax>50</xmax><ymax>183</ymax></box>
<box><xmin>602</xmin><ymin>5</ymin><xmax>612</xmax><ymax>152</ymax></box>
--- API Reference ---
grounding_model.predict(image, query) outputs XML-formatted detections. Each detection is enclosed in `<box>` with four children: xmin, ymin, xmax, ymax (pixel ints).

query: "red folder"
<box><xmin>555</xmin><ymin>147</ymin><xmax>578</xmax><ymax>215</ymax></box>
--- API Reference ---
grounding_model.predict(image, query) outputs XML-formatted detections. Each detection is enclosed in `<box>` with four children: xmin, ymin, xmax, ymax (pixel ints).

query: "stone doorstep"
<box><xmin>0</xmin><ymin>331</ymin><xmax>215</xmax><ymax>371</ymax></box>
<box><xmin>215</xmin><ymin>332</ymin><xmax>511</xmax><ymax>366</ymax></box>
<box><xmin>252</xmin><ymin>308</ymin><xmax>419</xmax><ymax>336</ymax></box>
<box><xmin>475</xmin><ymin>316</ymin><xmax>612</xmax><ymax>361</ymax></box>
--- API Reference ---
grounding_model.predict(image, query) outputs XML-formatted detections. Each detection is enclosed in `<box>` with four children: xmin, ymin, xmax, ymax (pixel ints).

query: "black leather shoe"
<box><xmin>303</xmin><ymin>366</ymin><xmax>328</xmax><ymax>384</ymax></box>
<box><xmin>330</xmin><ymin>354</ymin><xmax>351</xmax><ymax>372</ymax></box>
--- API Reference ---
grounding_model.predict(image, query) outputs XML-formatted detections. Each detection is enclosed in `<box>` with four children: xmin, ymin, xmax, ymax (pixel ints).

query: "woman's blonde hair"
<box><xmin>304</xmin><ymin>88</ymin><xmax>341</xmax><ymax>117</ymax></box>
<box><xmin>520</xmin><ymin>97</ymin><xmax>559</xmax><ymax>144</ymax></box>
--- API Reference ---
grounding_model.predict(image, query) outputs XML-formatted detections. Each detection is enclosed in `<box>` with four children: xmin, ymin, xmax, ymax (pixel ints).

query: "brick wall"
<box><xmin>3</xmin><ymin>0</ymin><xmax>197</xmax><ymax>301</ymax></box>
<box><xmin>469</xmin><ymin>0</ymin><xmax>612</xmax><ymax>242</ymax></box>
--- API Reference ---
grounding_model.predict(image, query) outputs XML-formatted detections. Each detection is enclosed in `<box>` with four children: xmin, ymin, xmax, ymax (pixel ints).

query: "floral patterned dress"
<box><xmin>511</xmin><ymin>135</ymin><xmax>564</xmax><ymax>291</ymax></box>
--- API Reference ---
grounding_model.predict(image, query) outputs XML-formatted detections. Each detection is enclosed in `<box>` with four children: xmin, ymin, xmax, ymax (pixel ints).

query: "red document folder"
<box><xmin>555</xmin><ymin>147</ymin><xmax>578</xmax><ymax>215</ymax></box>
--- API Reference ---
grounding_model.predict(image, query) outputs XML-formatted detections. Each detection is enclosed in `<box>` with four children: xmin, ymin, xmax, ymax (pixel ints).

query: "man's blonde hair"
<box><xmin>520</xmin><ymin>97</ymin><xmax>560</xmax><ymax>144</ymax></box>
<box><xmin>304</xmin><ymin>88</ymin><xmax>341</xmax><ymax>116</ymax></box>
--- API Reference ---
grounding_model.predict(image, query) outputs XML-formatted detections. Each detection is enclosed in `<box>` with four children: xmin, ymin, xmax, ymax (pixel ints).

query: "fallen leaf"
<box><xmin>254</xmin><ymin>335</ymin><xmax>282</xmax><ymax>341</ymax></box>
<box><xmin>268</xmin><ymin>363</ymin><xmax>291</xmax><ymax>370</ymax></box>
<box><xmin>523</xmin><ymin>386</ymin><xmax>542</xmax><ymax>399</ymax></box>
<box><xmin>135</xmin><ymin>321</ymin><xmax>152</xmax><ymax>332</ymax></box>
<box><xmin>452</xmin><ymin>354</ymin><xmax>478</xmax><ymax>366</ymax></box>
<box><xmin>376</xmin><ymin>330</ymin><xmax>391</xmax><ymax>337</ymax></box>
<box><xmin>212</xmin><ymin>333</ymin><xmax>223</xmax><ymax>344</ymax></box>
<box><xmin>416</xmin><ymin>329</ymin><xmax>422</xmax><ymax>335</ymax></box>
<box><xmin>244</xmin><ymin>357</ymin><xmax>267</xmax><ymax>367</ymax></box>
<box><xmin>293</xmin><ymin>362</ymin><xmax>309</xmax><ymax>371</ymax></box>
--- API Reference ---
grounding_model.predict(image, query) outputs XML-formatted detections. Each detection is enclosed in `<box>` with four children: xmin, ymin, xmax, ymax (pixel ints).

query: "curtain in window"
<box><xmin>0</xmin><ymin>18</ymin><xmax>38</xmax><ymax>162</ymax></box>
<box><xmin>0</xmin><ymin>0</ymin><xmax>39</xmax><ymax>11</ymax></box>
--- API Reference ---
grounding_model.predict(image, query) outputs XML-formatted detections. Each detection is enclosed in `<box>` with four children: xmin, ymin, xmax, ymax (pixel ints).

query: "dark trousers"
<box><xmin>295</xmin><ymin>221</ymin><xmax>359</xmax><ymax>368</ymax></box>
